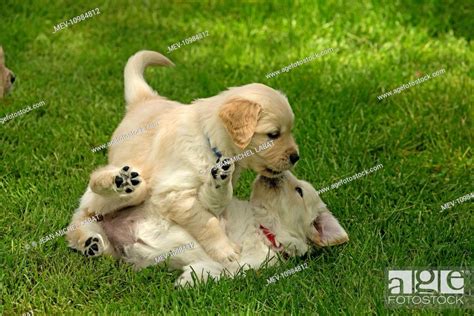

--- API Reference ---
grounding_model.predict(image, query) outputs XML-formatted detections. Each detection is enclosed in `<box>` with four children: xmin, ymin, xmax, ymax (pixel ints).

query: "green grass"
<box><xmin>1</xmin><ymin>0</ymin><xmax>472</xmax><ymax>314</ymax></box>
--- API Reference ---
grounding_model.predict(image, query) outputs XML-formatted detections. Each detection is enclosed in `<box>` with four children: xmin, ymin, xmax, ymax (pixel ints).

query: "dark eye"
<box><xmin>267</xmin><ymin>131</ymin><xmax>280</xmax><ymax>139</ymax></box>
<box><xmin>295</xmin><ymin>187</ymin><xmax>303</xmax><ymax>197</ymax></box>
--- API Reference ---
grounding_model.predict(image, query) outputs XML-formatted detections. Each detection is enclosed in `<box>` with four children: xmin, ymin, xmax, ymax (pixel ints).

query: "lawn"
<box><xmin>0</xmin><ymin>0</ymin><xmax>472</xmax><ymax>315</ymax></box>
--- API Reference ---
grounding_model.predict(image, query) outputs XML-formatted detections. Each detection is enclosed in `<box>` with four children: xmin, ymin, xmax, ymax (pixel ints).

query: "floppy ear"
<box><xmin>219</xmin><ymin>98</ymin><xmax>262</xmax><ymax>149</ymax></box>
<box><xmin>0</xmin><ymin>46</ymin><xmax>4</xmax><ymax>65</ymax></box>
<box><xmin>311</xmin><ymin>211</ymin><xmax>349</xmax><ymax>247</ymax></box>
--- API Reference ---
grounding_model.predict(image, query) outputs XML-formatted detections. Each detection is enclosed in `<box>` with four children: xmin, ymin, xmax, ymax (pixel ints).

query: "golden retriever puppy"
<box><xmin>0</xmin><ymin>46</ymin><xmax>15</xmax><ymax>98</ymax></box>
<box><xmin>79</xmin><ymin>171</ymin><xmax>348</xmax><ymax>287</ymax></box>
<box><xmin>67</xmin><ymin>50</ymin><xmax>299</xmax><ymax>264</ymax></box>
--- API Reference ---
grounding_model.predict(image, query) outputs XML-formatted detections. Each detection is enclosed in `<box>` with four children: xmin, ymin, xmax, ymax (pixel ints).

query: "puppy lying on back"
<box><xmin>67</xmin><ymin>50</ymin><xmax>300</xmax><ymax>264</ymax></box>
<box><xmin>91</xmin><ymin>170</ymin><xmax>349</xmax><ymax>287</ymax></box>
<box><xmin>0</xmin><ymin>46</ymin><xmax>15</xmax><ymax>98</ymax></box>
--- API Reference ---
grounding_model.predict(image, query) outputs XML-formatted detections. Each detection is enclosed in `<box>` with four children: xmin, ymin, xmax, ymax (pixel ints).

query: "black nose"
<box><xmin>289</xmin><ymin>153</ymin><xmax>299</xmax><ymax>165</ymax></box>
<box><xmin>10</xmin><ymin>75</ymin><xmax>15</xmax><ymax>83</ymax></box>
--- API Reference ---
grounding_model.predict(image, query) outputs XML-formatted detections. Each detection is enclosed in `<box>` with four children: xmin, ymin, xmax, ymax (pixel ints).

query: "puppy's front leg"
<box><xmin>199</xmin><ymin>157</ymin><xmax>234</xmax><ymax>216</ymax></box>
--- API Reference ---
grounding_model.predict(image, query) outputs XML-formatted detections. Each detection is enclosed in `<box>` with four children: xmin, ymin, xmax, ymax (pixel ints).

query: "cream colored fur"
<box><xmin>96</xmin><ymin>171</ymin><xmax>349</xmax><ymax>287</ymax></box>
<box><xmin>67</xmin><ymin>50</ymin><xmax>299</xmax><ymax>263</ymax></box>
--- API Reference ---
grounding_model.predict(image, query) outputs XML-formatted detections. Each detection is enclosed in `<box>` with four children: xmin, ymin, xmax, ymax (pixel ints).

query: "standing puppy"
<box><xmin>67</xmin><ymin>51</ymin><xmax>299</xmax><ymax>264</ymax></box>
<box><xmin>0</xmin><ymin>46</ymin><xmax>16</xmax><ymax>98</ymax></box>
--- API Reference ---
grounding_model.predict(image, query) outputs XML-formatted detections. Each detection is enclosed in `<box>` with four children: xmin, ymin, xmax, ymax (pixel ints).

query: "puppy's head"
<box><xmin>218</xmin><ymin>84</ymin><xmax>299</xmax><ymax>178</ymax></box>
<box><xmin>0</xmin><ymin>46</ymin><xmax>15</xmax><ymax>98</ymax></box>
<box><xmin>251</xmin><ymin>171</ymin><xmax>349</xmax><ymax>248</ymax></box>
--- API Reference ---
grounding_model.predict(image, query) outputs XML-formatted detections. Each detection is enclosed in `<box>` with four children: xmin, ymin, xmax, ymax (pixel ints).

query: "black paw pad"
<box><xmin>211</xmin><ymin>167</ymin><xmax>218</xmax><ymax>179</ymax></box>
<box><xmin>83</xmin><ymin>236</ymin><xmax>101</xmax><ymax>257</ymax></box>
<box><xmin>116</xmin><ymin>166</ymin><xmax>141</xmax><ymax>193</ymax></box>
<box><xmin>115</xmin><ymin>176</ymin><xmax>124</xmax><ymax>188</ymax></box>
<box><xmin>85</xmin><ymin>237</ymin><xmax>93</xmax><ymax>247</ymax></box>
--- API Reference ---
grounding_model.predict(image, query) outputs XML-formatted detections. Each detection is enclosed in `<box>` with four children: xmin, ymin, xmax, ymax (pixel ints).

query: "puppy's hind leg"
<box><xmin>65</xmin><ymin>206</ymin><xmax>112</xmax><ymax>258</ymax></box>
<box><xmin>89</xmin><ymin>164</ymin><xmax>148</xmax><ymax>215</ymax></box>
<box><xmin>156</xmin><ymin>191</ymin><xmax>240</xmax><ymax>264</ymax></box>
<box><xmin>66</xmin><ymin>164</ymin><xmax>147</xmax><ymax>258</ymax></box>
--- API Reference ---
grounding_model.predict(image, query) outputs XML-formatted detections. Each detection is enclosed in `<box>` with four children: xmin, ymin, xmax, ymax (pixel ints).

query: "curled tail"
<box><xmin>124</xmin><ymin>50</ymin><xmax>174</xmax><ymax>105</ymax></box>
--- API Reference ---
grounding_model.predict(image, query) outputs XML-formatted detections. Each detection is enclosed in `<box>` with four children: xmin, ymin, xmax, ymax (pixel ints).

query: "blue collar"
<box><xmin>207</xmin><ymin>137</ymin><xmax>222</xmax><ymax>159</ymax></box>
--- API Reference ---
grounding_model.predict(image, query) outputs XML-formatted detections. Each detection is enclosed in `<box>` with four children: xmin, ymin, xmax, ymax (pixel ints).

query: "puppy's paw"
<box><xmin>114</xmin><ymin>166</ymin><xmax>142</xmax><ymax>194</ymax></box>
<box><xmin>210</xmin><ymin>157</ymin><xmax>234</xmax><ymax>185</ymax></box>
<box><xmin>82</xmin><ymin>234</ymin><xmax>104</xmax><ymax>257</ymax></box>
<box><xmin>174</xmin><ymin>272</ymin><xmax>195</xmax><ymax>288</ymax></box>
<box><xmin>210</xmin><ymin>240</ymin><xmax>241</xmax><ymax>264</ymax></box>
<box><xmin>282</xmin><ymin>239</ymin><xmax>309</xmax><ymax>257</ymax></box>
<box><xmin>174</xmin><ymin>267</ymin><xmax>219</xmax><ymax>288</ymax></box>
